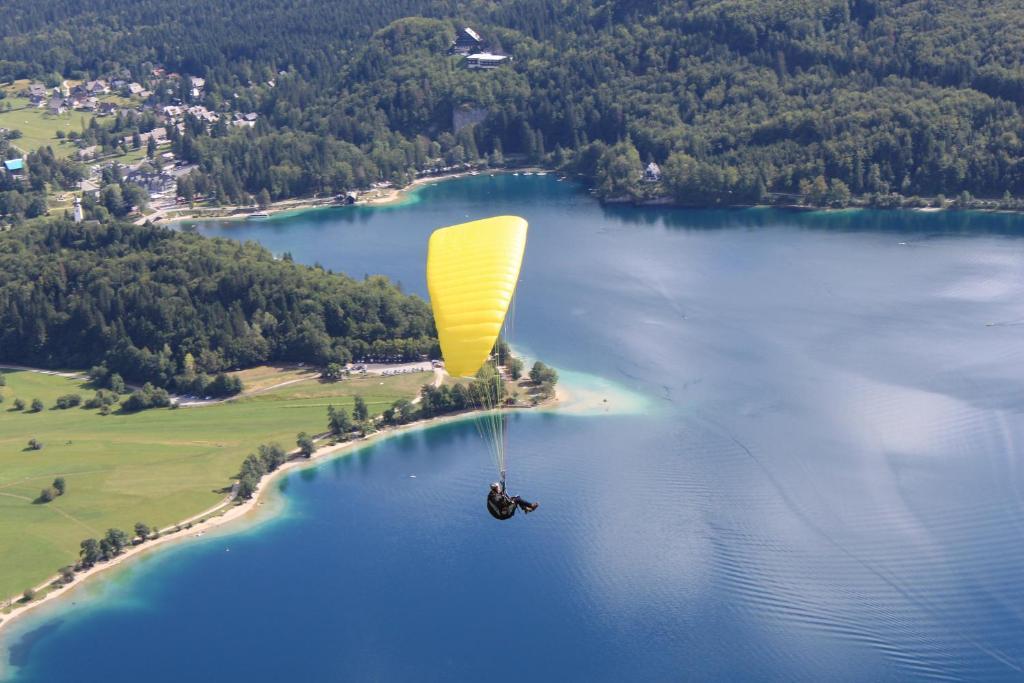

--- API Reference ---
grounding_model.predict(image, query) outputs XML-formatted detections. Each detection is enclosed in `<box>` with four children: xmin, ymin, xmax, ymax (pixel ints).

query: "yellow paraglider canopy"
<box><xmin>426</xmin><ymin>215</ymin><xmax>528</xmax><ymax>378</ymax></box>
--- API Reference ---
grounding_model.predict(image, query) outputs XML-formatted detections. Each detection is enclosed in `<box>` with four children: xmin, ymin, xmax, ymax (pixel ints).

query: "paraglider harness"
<box><xmin>487</xmin><ymin>477</ymin><xmax>518</xmax><ymax>521</ymax></box>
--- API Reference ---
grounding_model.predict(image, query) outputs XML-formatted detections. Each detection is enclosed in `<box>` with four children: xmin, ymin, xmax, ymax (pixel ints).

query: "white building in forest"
<box><xmin>466</xmin><ymin>53</ymin><xmax>509</xmax><ymax>70</ymax></box>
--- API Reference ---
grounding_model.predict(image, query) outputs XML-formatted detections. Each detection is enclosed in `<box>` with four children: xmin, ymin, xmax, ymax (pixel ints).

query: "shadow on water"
<box><xmin>5</xmin><ymin>621</ymin><xmax>64</xmax><ymax>669</ymax></box>
<box><xmin>598</xmin><ymin>202</ymin><xmax>1024</xmax><ymax>236</ymax></box>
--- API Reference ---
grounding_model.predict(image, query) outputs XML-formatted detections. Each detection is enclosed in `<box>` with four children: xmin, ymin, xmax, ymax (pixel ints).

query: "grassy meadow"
<box><xmin>0</xmin><ymin>78</ymin><xmax>146</xmax><ymax>160</ymax></box>
<box><xmin>0</xmin><ymin>367</ymin><xmax>434</xmax><ymax>600</ymax></box>
<box><xmin>0</xmin><ymin>104</ymin><xmax>93</xmax><ymax>159</ymax></box>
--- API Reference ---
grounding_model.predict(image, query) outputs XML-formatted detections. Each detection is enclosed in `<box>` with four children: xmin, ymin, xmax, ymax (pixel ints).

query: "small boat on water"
<box><xmin>513</xmin><ymin>172</ymin><xmax>519</xmax><ymax>176</ymax></box>
<box><xmin>538</xmin><ymin>172</ymin><xmax>547</xmax><ymax>176</ymax></box>
<box><xmin>524</xmin><ymin>171</ymin><xmax>534</xmax><ymax>176</ymax></box>
<box><xmin>250</xmin><ymin>211</ymin><xmax>270</xmax><ymax>218</ymax></box>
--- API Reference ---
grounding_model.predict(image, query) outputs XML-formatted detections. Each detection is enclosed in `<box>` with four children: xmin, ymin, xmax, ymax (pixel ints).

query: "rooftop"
<box><xmin>4</xmin><ymin>158</ymin><xmax>25</xmax><ymax>172</ymax></box>
<box><xmin>466</xmin><ymin>52</ymin><xmax>508</xmax><ymax>62</ymax></box>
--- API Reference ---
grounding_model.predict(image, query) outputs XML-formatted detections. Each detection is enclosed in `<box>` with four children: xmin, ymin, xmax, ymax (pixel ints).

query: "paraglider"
<box><xmin>426</xmin><ymin>216</ymin><xmax>539</xmax><ymax>520</ymax></box>
<box><xmin>487</xmin><ymin>481</ymin><xmax>538</xmax><ymax>520</ymax></box>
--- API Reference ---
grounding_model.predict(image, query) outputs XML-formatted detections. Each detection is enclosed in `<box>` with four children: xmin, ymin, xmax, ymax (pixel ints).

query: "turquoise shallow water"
<box><xmin>6</xmin><ymin>176</ymin><xmax>1024</xmax><ymax>681</ymax></box>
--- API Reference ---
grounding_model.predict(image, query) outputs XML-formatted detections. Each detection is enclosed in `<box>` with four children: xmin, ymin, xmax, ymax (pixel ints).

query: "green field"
<box><xmin>0</xmin><ymin>367</ymin><xmax>433</xmax><ymax>600</ymax></box>
<box><xmin>0</xmin><ymin>105</ymin><xmax>92</xmax><ymax>159</ymax></box>
<box><xmin>0</xmin><ymin>79</ymin><xmax>145</xmax><ymax>161</ymax></box>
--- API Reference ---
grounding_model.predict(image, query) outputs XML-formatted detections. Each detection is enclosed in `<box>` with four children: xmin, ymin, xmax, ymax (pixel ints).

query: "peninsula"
<box><xmin>0</xmin><ymin>214</ymin><xmax>559</xmax><ymax>634</ymax></box>
<box><xmin>0</xmin><ymin>361</ymin><xmax>562</xmax><ymax>638</ymax></box>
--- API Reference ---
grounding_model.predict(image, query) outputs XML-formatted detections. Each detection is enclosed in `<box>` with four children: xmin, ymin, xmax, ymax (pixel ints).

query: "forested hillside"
<box><xmin>2</xmin><ymin>0</ymin><xmax>1024</xmax><ymax>207</ymax></box>
<box><xmin>0</xmin><ymin>220</ymin><xmax>436</xmax><ymax>388</ymax></box>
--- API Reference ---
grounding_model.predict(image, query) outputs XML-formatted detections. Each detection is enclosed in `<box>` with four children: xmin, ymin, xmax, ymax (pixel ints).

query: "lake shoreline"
<box><xmin>151</xmin><ymin>168</ymin><xmax>1024</xmax><ymax>227</ymax></box>
<box><xmin>149</xmin><ymin>167</ymin><xmax>553</xmax><ymax>225</ymax></box>
<box><xmin>0</xmin><ymin>386</ymin><xmax>567</xmax><ymax>647</ymax></box>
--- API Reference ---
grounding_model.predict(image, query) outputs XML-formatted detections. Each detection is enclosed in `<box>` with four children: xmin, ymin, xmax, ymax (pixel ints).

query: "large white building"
<box><xmin>466</xmin><ymin>53</ymin><xmax>509</xmax><ymax>70</ymax></box>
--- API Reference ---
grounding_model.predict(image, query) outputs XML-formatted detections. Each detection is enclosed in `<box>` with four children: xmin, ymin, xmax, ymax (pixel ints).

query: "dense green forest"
<box><xmin>0</xmin><ymin>220</ymin><xmax>437</xmax><ymax>389</ymax></box>
<box><xmin>2</xmin><ymin>0</ymin><xmax>1024</xmax><ymax>208</ymax></box>
<box><xmin>0</xmin><ymin>146</ymin><xmax>83</xmax><ymax>221</ymax></box>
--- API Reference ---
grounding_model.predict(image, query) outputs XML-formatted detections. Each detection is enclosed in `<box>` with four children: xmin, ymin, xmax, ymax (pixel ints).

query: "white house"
<box><xmin>466</xmin><ymin>53</ymin><xmax>509</xmax><ymax>69</ymax></box>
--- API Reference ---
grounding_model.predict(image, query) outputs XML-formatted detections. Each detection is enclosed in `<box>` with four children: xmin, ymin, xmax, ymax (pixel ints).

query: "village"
<box><xmin>0</xmin><ymin>26</ymin><xmax>518</xmax><ymax>226</ymax></box>
<box><xmin>0</xmin><ymin>65</ymin><xmax>267</xmax><ymax>222</ymax></box>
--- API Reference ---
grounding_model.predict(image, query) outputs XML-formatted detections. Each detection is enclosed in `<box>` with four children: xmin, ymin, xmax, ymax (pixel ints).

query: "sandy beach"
<box><xmin>0</xmin><ymin>393</ymin><xmax>560</xmax><ymax>640</ymax></box>
<box><xmin>360</xmin><ymin>168</ymin><xmax>549</xmax><ymax>206</ymax></box>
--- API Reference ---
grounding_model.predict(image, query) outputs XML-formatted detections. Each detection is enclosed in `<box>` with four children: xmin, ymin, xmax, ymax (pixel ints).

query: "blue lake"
<box><xmin>6</xmin><ymin>175</ymin><xmax>1024</xmax><ymax>681</ymax></box>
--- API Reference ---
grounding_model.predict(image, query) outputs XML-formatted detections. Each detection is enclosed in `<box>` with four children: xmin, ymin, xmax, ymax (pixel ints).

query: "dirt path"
<box><xmin>175</xmin><ymin>374</ymin><xmax>319</xmax><ymax>407</ymax></box>
<box><xmin>410</xmin><ymin>367</ymin><xmax>445</xmax><ymax>405</ymax></box>
<box><xmin>0</xmin><ymin>365</ymin><xmax>87</xmax><ymax>381</ymax></box>
<box><xmin>0</xmin><ymin>492</ymin><xmax>98</xmax><ymax>537</ymax></box>
<box><xmin>0</xmin><ymin>365</ymin><xmax>145</xmax><ymax>393</ymax></box>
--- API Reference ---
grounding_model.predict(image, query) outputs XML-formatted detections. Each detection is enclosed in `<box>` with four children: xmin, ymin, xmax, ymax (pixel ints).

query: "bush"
<box><xmin>529</xmin><ymin>362</ymin><xmax>559</xmax><ymax>386</ymax></box>
<box><xmin>297</xmin><ymin>432</ymin><xmax>316</xmax><ymax>458</ymax></box>
<box><xmin>237</xmin><ymin>472</ymin><xmax>259</xmax><ymax>499</ymax></box>
<box><xmin>122</xmin><ymin>383</ymin><xmax>171</xmax><ymax>412</ymax></box>
<box><xmin>205</xmin><ymin>372</ymin><xmax>243</xmax><ymax>397</ymax></box>
<box><xmin>88</xmin><ymin>364</ymin><xmax>109</xmax><ymax>385</ymax></box>
<box><xmin>77</xmin><ymin>538</ymin><xmax>100</xmax><ymax>567</ymax></box>
<box><xmin>84</xmin><ymin>389</ymin><xmax>119</xmax><ymax>409</ymax></box>
<box><xmin>27</xmin><ymin>438</ymin><xmax>43</xmax><ymax>450</ymax></box>
<box><xmin>22</xmin><ymin>588</ymin><xmax>36</xmax><ymax>602</ymax></box>
<box><xmin>322</xmin><ymin>362</ymin><xmax>345</xmax><ymax>381</ymax></box>
<box><xmin>30</xmin><ymin>398</ymin><xmax>44</xmax><ymax>412</ymax></box>
<box><xmin>38</xmin><ymin>487</ymin><xmax>56</xmax><ymax>503</ymax></box>
<box><xmin>13</xmin><ymin>397</ymin><xmax>24</xmax><ymax>410</ymax></box>
<box><xmin>102</xmin><ymin>528</ymin><xmax>130</xmax><ymax>557</ymax></box>
<box><xmin>54</xmin><ymin>393</ymin><xmax>82</xmax><ymax>409</ymax></box>
<box><xmin>257</xmin><ymin>443</ymin><xmax>286</xmax><ymax>472</ymax></box>
<box><xmin>90</xmin><ymin>366</ymin><xmax>127</xmax><ymax>394</ymax></box>
<box><xmin>507</xmin><ymin>356</ymin><xmax>524</xmax><ymax>380</ymax></box>
<box><xmin>53</xmin><ymin>477</ymin><xmax>65</xmax><ymax>495</ymax></box>
<box><xmin>327</xmin><ymin>404</ymin><xmax>353</xmax><ymax>436</ymax></box>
